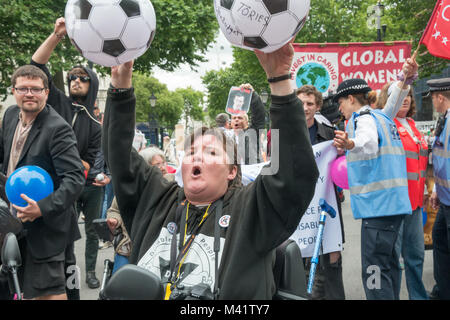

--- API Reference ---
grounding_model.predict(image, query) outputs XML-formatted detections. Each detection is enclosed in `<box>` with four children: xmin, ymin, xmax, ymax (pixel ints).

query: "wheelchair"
<box><xmin>100</xmin><ymin>238</ymin><xmax>308</xmax><ymax>300</ymax></box>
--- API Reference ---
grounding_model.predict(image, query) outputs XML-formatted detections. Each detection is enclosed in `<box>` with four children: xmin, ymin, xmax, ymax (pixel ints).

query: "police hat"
<box><xmin>333</xmin><ymin>78</ymin><xmax>372</xmax><ymax>103</ymax></box>
<box><xmin>426</xmin><ymin>78</ymin><xmax>450</xmax><ymax>94</ymax></box>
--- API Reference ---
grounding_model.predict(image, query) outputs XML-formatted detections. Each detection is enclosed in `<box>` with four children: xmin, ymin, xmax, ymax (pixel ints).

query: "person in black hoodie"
<box><xmin>29</xmin><ymin>17</ymin><xmax>102</xmax><ymax>300</ymax></box>
<box><xmin>103</xmin><ymin>40</ymin><xmax>319</xmax><ymax>300</ymax></box>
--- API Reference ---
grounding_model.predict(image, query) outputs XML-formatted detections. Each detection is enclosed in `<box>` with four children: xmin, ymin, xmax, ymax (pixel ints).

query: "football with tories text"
<box><xmin>65</xmin><ymin>0</ymin><xmax>156</xmax><ymax>67</ymax></box>
<box><xmin>214</xmin><ymin>0</ymin><xmax>310</xmax><ymax>53</ymax></box>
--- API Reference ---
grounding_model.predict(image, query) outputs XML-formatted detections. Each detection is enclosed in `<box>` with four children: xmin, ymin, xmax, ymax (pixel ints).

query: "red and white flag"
<box><xmin>420</xmin><ymin>0</ymin><xmax>450</xmax><ymax>60</ymax></box>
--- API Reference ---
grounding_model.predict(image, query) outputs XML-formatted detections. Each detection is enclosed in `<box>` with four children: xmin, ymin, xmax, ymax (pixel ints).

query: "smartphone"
<box><xmin>93</xmin><ymin>218</ymin><xmax>113</xmax><ymax>242</ymax></box>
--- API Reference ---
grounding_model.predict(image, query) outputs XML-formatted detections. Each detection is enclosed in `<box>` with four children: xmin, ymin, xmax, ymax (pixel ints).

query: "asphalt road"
<box><xmin>75</xmin><ymin>190</ymin><xmax>436</xmax><ymax>300</ymax></box>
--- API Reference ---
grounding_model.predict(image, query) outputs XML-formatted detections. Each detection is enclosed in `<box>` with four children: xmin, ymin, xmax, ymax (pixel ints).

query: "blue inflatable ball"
<box><xmin>421</xmin><ymin>208</ymin><xmax>427</xmax><ymax>226</ymax></box>
<box><xmin>5</xmin><ymin>166</ymin><xmax>54</xmax><ymax>207</ymax></box>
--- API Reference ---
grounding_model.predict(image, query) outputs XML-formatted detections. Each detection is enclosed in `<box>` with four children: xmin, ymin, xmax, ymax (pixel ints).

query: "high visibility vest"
<box><xmin>394</xmin><ymin>118</ymin><xmax>428</xmax><ymax>210</ymax></box>
<box><xmin>432</xmin><ymin>116</ymin><xmax>450</xmax><ymax>206</ymax></box>
<box><xmin>346</xmin><ymin>109</ymin><xmax>412</xmax><ymax>219</ymax></box>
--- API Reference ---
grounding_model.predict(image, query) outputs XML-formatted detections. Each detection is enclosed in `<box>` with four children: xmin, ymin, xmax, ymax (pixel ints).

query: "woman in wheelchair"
<box><xmin>103</xmin><ymin>40</ymin><xmax>319</xmax><ymax>300</ymax></box>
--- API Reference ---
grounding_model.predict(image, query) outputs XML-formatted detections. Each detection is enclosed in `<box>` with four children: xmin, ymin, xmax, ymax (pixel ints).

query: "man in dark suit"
<box><xmin>30</xmin><ymin>17</ymin><xmax>102</xmax><ymax>296</ymax></box>
<box><xmin>0</xmin><ymin>65</ymin><xmax>85</xmax><ymax>299</ymax></box>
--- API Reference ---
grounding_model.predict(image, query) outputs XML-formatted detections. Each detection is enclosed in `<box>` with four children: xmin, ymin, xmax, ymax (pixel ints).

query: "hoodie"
<box><xmin>30</xmin><ymin>60</ymin><xmax>102</xmax><ymax>169</ymax></box>
<box><xmin>103</xmin><ymin>88</ymin><xmax>319</xmax><ymax>299</ymax></box>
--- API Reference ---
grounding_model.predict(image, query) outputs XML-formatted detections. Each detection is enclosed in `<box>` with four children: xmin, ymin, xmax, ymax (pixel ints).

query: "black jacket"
<box><xmin>0</xmin><ymin>105</ymin><xmax>85</xmax><ymax>259</ymax></box>
<box><xmin>103</xmin><ymin>88</ymin><xmax>319</xmax><ymax>299</ymax></box>
<box><xmin>30</xmin><ymin>60</ymin><xmax>102</xmax><ymax>169</ymax></box>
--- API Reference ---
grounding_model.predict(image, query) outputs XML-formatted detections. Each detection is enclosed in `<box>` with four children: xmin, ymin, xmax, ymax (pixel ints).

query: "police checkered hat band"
<box><xmin>333</xmin><ymin>79</ymin><xmax>372</xmax><ymax>102</ymax></box>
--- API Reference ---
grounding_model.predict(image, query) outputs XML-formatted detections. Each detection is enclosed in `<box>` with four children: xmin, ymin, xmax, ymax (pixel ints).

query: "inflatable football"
<box><xmin>65</xmin><ymin>0</ymin><xmax>157</xmax><ymax>66</ymax></box>
<box><xmin>214</xmin><ymin>0</ymin><xmax>310</xmax><ymax>53</ymax></box>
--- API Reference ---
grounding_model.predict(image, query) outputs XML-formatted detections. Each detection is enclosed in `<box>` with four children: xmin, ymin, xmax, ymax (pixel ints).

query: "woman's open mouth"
<box><xmin>191</xmin><ymin>166</ymin><xmax>202</xmax><ymax>177</ymax></box>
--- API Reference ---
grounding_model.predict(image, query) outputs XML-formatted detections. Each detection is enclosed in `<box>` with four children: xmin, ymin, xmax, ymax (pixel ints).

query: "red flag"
<box><xmin>420</xmin><ymin>0</ymin><xmax>450</xmax><ymax>60</ymax></box>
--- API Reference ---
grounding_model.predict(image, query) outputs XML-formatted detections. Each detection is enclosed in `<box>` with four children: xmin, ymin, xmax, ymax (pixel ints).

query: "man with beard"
<box><xmin>0</xmin><ymin>65</ymin><xmax>85</xmax><ymax>299</ymax></box>
<box><xmin>29</xmin><ymin>17</ymin><xmax>102</xmax><ymax>299</ymax></box>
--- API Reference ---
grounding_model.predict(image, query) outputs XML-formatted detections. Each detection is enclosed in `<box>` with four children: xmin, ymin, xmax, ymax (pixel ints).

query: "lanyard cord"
<box><xmin>175</xmin><ymin>203</ymin><xmax>211</xmax><ymax>277</ymax></box>
<box><xmin>167</xmin><ymin>203</ymin><xmax>212</xmax><ymax>289</ymax></box>
<box><xmin>166</xmin><ymin>199</ymin><xmax>223</xmax><ymax>300</ymax></box>
<box><xmin>213</xmin><ymin>199</ymin><xmax>223</xmax><ymax>299</ymax></box>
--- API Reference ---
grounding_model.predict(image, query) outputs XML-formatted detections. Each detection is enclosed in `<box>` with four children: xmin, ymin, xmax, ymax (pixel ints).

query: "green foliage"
<box><xmin>141</xmin><ymin>0</ymin><xmax>218</xmax><ymax>72</ymax></box>
<box><xmin>0</xmin><ymin>0</ymin><xmax>218</xmax><ymax>100</ymax></box>
<box><xmin>0</xmin><ymin>0</ymin><xmax>79</xmax><ymax>99</ymax></box>
<box><xmin>133</xmin><ymin>72</ymin><xmax>183</xmax><ymax>131</ymax></box>
<box><xmin>133</xmin><ymin>74</ymin><xmax>204</xmax><ymax>131</ymax></box>
<box><xmin>203</xmin><ymin>50</ymin><xmax>269</xmax><ymax>120</ymax></box>
<box><xmin>174</xmin><ymin>87</ymin><xmax>205</xmax><ymax>127</ymax></box>
<box><xmin>382</xmin><ymin>0</ymin><xmax>448</xmax><ymax>77</ymax></box>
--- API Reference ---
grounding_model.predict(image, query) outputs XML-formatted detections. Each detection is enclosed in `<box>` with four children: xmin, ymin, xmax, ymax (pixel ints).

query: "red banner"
<box><xmin>420</xmin><ymin>0</ymin><xmax>450</xmax><ymax>60</ymax></box>
<box><xmin>290</xmin><ymin>41</ymin><xmax>412</xmax><ymax>93</ymax></box>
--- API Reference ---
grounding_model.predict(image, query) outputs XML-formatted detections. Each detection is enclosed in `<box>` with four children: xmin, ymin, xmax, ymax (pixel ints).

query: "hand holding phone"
<box><xmin>93</xmin><ymin>218</ymin><xmax>114</xmax><ymax>242</ymax></box>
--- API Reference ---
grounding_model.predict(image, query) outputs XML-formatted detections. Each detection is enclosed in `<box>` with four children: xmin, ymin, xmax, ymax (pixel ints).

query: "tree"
<box><xmin>0</xmin><ymin>0</ymin><xmax>74</xmax><ymax>99</ymax></box>
<box><xmin>133</xmin><ymin>72</ymin><xmax>183</xmax><ymax>132</ymax></box>
<box><xmin>174</xmin><ymin>87</ymin><xmax>204</xmax><ymax>132</ymax></box>
<box><xmin>0</xmin><ymin>0</ymin><xmax>218</xmax><ymax>100</ymax></box>
<box><xmin>203</xmin><ymin>68</ymin><xmax>240</xmax><ymax>120</ymax></box>
<box><xmin>203</xmin><ymin>49</ymin><xmax>270</xmax><ymax>121</ymax></box>
<box><xmin>382</xmin><ymin>0</ymin><xmax>448</xmax><ymax>77</ymax></box>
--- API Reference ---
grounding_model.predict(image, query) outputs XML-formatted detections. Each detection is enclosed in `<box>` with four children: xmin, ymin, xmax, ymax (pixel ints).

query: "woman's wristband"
<box><xmin>267</xmin><ymin>74</ymin><xmax>291</xmax><ymax>83</ymax></box>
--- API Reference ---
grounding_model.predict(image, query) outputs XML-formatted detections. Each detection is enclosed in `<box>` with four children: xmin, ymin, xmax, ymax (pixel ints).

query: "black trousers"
<box><xmin>361</xmin><ymin>215</ymin><xmax>405</xmax><ymax>300</ymax></box>
<box><xmin>76</xmin><ymin>184</ymin><xmax>104</xmax><ymax>272</ymax></box>
<box><xmin>432</xmin><ymin>203</ymin><xmax>450</xmax><ymax>299</ymax></box>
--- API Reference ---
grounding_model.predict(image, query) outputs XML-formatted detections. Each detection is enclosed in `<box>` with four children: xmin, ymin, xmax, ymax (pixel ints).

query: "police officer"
<box><xmin>428</xmin><ymin>78</ymin><xmax>450</xmax><ymax>300</ymax></box>
<box><xmin>333</xmin><ymin>58</ymin><xmax>418</xmax><ymax>300</ymax></box>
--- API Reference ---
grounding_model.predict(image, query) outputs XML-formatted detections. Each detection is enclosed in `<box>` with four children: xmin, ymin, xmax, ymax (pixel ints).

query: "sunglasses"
<box><xmin>68</xmin><ymin>74</ymin><xmax>90</xmax><ymax>83</ymax></box>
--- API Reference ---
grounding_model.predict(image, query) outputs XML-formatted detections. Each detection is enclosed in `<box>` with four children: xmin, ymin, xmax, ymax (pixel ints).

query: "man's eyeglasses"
<box><xmin>13</xmin><ymin>87</ymin><xmax>46</xmax><ymax>95</ymax></box>
<box><xmin>68</xmin><ymin>74</ymin><xmax>90</xmax><ymax>83</ymax></box>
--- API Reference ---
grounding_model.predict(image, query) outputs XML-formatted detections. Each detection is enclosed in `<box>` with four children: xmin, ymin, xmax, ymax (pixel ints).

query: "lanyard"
<box><xmin>171</xmin><ymin>202</ymin><xmax>211</xmax><ymax>281</ymax></box>
<box><xmin>165</xmin><ymin>199</ymin><xmax>223</xmax><ymax>300</ymax></box>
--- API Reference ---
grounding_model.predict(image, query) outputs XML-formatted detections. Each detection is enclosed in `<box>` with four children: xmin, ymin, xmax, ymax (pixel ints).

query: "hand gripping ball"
<box><xmin>330</xmin><ymin>156</ymin><xmax>349</xmax><ymax>190</ymax></box>
<box><xmin>5</xmin><ymin>166</ymin><xmax>54</xmax><ymax>207</ymax></box>
<box><xmin>65</xmin><ymin>0</ymin><xmax>157</xmax><ymax>67</ymax></box>
<box><xmin>214</xmin><ymin>0</ymin><xmax>310</xmax><ymax>53</ymax></box>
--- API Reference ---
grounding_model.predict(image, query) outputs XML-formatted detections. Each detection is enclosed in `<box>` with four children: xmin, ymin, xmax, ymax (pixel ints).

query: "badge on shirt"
<box><xmin>218</xmin><ymin>215</ymin><xmax>231</xmax><ymax>228</ymax></box>
<box><xmin>167</xmin><ymin>222</ymin><xmax>177</xmax><ymax>234</ymax></box>
<box><xmin>390</xmin><ymin>124</ymin><xmax>400</xmax><ymax>140</ymax></box>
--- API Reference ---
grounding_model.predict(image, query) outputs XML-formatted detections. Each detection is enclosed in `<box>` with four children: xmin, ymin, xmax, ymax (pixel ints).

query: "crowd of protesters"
<box><xmin>0</xmin><ymin>13</ymin><xmax>449</xmax><ymax>301</ymax></box>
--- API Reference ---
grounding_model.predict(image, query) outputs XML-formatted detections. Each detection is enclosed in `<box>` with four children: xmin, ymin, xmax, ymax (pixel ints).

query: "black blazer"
<box><xmin>0</xmin><ymin>104</ymin><xmax>85</xmax><ymax>259</ymax></box>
